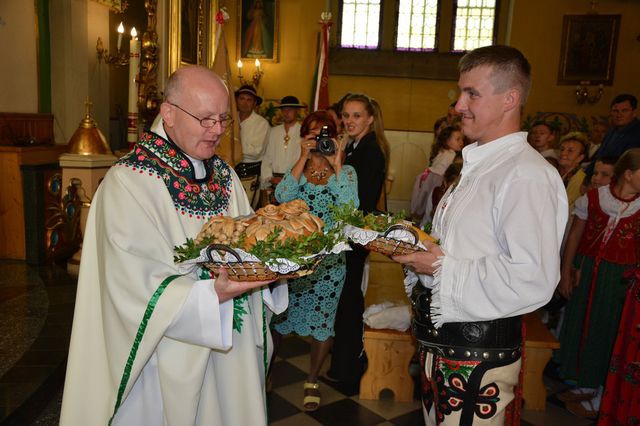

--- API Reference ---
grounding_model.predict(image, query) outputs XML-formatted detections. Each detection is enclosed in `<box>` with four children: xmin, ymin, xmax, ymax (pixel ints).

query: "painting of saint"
<box><xmin>240</xmin><ymin>0</ymin><xmax>277</xmax><ymax>60</ymax></box>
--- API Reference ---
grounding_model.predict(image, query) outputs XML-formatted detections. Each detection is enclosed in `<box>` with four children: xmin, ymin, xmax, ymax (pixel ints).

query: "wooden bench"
<box><xmin>523</xmin><ymin>312</ymin><xmax>560</xmax><ymax>411</ymax></box>
<box><xmin>360</xmin><ymin>253</ymin><xmax>415</xmax><ymax>402</ymax></box>
<box><xmin>360</xmin><ymin>326</ymin><xmax>416</xmax><ymax>402</ymax></box>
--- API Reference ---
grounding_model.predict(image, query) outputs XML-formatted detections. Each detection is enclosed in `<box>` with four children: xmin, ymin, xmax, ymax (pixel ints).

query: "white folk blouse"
<box><xmin>425</xmin><ymin>132</ymin><xmax>568</xmax><ymax>327</ymax></box>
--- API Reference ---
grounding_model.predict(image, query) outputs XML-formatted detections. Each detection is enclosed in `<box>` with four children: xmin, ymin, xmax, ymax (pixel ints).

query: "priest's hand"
<box><xmin>393</xmin><ymin>240</ymin><xmax>444</xmax><ymax>275</ymax></box>
<box><xmin>214</xmin><ymin>269</ymin><xmax>276</xmax><ymax>302</ymax></box>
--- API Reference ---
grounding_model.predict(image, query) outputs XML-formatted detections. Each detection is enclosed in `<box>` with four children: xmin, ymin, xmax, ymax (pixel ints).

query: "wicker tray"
<box><xmin>345</xmin><ymin>224</ymin><xmax>426</xmax><ymax>257</ymax></box>
<box><xmin>202</xmin><ymin>244</ymin><xmax>325</xmax><ymax>281</ymax></box>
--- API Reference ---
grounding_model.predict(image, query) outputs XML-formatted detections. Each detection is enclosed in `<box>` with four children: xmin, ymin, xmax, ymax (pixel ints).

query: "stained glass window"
<box><xmin>340</xmin><ymin>0</ymin><xmax>381</xmax><ymax>49</ymax></box>
<box><xmin>396</xmin><ymin>0</ymin><xmax>439</xmax><ymax>51</ymax></box>
<box><xmin>452</xmin><ymin>0</ymin><xmax>497</xmax><ymax>52</ymax></box>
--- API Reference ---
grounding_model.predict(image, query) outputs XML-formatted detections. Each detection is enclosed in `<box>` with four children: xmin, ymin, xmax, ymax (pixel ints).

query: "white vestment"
<box><xmin>239</xmin><ymin>111</ymin><xmax>270</xmax><ymax>163</ymax></box>
<box><xmin>60</xmin><ymin>122</ymin><xmax>288</xmax><ymax>425</ymax></box>
<box><xmin>260</xmin><ymin>122</ymin><xmax>302</xmax><ymax>188</ymax></box>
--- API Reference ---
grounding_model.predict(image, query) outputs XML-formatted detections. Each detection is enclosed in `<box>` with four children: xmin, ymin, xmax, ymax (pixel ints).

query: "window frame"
<box><xmin>393</xmin><ymin>0</ymin><xmax>441</xmax><ymax>52</ymax></box>
<box><xmin>330</xmin><ymin>0</ymin><xmax>506</xmax><ymax>80</ymax></box>
<box><xmin>337</xmin><ymin>0</ymin><xmax>385</xmax><ymax>50</ymax></box>
<box><xmin>449</xmin><ymin>0</ymin><xmax>501</xmax><ymax>53</ymax></box>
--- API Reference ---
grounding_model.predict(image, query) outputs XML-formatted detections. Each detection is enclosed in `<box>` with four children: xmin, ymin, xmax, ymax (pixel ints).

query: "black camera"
<box><xmin>314</xmin><ymin>125</ymin><xmax>336</xmax><ymax>155</ymax></box>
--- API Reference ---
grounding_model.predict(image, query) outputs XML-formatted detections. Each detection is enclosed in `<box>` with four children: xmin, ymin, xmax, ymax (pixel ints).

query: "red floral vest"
<box><xmin>576</xmin><ymin>187</ymin><xmax>640</xmax><ymax>265</ymax></box>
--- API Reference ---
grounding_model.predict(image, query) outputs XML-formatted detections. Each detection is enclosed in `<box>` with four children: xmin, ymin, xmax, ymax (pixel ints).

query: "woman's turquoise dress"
<box><xmin>271</xmin><ymin>165</ymin><xmax>359</xmax><ymax>341</ymax></box>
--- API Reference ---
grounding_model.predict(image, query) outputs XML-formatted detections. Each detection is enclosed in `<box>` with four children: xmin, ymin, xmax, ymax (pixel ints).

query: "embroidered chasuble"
<box><xmin>60</xmin><ymin>124</ymin><xmax>288</xmax><ymax>426</ymax></box>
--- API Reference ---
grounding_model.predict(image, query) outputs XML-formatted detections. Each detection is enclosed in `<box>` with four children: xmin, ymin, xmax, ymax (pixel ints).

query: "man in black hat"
<box><xmin>235</xmin><ymin>85</ymin><xmax>270</xmax><ymax>208</ymax></box>
<box><xmin>260</xmin><ymin>95</ymin><xmax>305</xmax><ymax>192</ymax></box>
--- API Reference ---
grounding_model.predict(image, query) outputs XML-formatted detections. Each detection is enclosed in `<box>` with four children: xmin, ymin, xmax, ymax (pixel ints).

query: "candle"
<box><xmin>255</xmin><ymin>58</ymin><xmax>261</xmax><ymax>72</ymax></box>
<box><xmin>237</xmin><ymin>59</ymin><xmax>243</xmax><ymax>76</ymax></box>
<box><xmin>127</xmin><ymin>27</ymin><xmax>141</xmax><ymax>145</ymax></box>
<box><xmin>117</xmin><ymin>22</ymin><xmax>124</xmax><ymax>51</ymax></box>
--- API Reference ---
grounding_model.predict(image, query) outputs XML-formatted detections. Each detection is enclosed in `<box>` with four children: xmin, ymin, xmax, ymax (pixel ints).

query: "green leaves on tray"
<box><xmin>174</xmin><ymin>225</ymin><xmax>345</xmax><ymax>269</ymax></box>
<box><xmin>330</xmin><ymin>201</ymin><xmax>408</xmax><ymax>233</ymax></box>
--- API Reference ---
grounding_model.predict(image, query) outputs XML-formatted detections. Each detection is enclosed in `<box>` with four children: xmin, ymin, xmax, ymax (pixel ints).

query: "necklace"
<box><xmin>306</xmin><ymin>165</ymin><xmax>329</xmax><ymax>181</ymax></box>
<box><xmin>283</xmin><ymin>132</ymin><xmax>290</xmax><ymax>149</ymax></box>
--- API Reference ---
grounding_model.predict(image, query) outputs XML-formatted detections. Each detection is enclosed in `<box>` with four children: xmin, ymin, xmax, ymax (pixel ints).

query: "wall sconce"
<box><xmin>96</xmin><ymin>22</ymin><xmax>136</xmax><ymax>66</ymax></box>
<box><xmin>237</xmin><ymin>59</ymin><xmax>264</xmax><ymax>88</ymax></box>
<box><xmin>575</xmin><ymin>81</ymin><xmax>604</xmax><ymax>104</ymax></box>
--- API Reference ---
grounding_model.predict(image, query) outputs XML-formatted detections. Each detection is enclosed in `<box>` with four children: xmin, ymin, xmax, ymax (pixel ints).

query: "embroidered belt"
<box><xmin>411</xmin><ymin>285</ymin><xmax>522</xmax><ymax>362</ymax></box>
<box><xmin>235</xmin><ymin>161</ymin><xmax>261</xmax><ymax>178</ymax></box>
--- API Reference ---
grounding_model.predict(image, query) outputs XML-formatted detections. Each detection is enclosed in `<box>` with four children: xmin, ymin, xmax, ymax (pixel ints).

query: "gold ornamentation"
<box><xmin>306</xmin><ymin>165</ymin><xmax>329</xmax><ymax>181</ymax></box>
<box><xmin>138</xmin><ymin>0</ymin><xmax>161</xmax><ymax>126</ymax></box>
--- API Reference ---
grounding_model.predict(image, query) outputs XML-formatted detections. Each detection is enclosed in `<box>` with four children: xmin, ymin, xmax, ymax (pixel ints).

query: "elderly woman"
<box><xmin>558</xmin><ymin>132</ymin><xmax>588</xmax><ymax>212</ymax></box>
<box><xmin>271</xmin><ymin>111</ymin><xmax>359</xmax><ymax>411</ymax></box>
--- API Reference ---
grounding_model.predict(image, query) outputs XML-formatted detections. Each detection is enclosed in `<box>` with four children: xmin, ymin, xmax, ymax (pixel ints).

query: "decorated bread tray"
<box><xmin>174</xmin><ymin>200</ymin><xmax>350</xmax><ymax>281</ymax></box>
<box><xmin>178</xmin><ymin>241</ymin><xmax>349</xmax><ymax>281</ymax></box>
<box><xmin>332</xmin><ymin>203</ymin><xmax>434</xmax><ymax>257</ymax></box>
<box><xmin>343</xmin><ymin>223</ymin><xmax>429</xmax><ymax>257</ymax></box>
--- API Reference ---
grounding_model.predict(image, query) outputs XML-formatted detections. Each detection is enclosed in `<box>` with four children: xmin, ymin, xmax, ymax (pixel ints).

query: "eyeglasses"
<box><xmin>169</xmin><ymin>103</ymin><xmax>233</xmax><ymax>128</ymax></box>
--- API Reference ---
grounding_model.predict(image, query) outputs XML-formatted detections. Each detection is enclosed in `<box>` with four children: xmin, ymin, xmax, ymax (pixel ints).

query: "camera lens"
<box><xmin>314</xmin><ymin>125</ymin><xmax>336</xmax><ymax>155</ymax></box>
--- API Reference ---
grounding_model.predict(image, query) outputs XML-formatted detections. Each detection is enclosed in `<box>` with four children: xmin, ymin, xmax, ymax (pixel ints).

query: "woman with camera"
<box><xmin>271</xmin><ymin>111</ymin><xmax>359</xmax><ymax>411</ymax></box>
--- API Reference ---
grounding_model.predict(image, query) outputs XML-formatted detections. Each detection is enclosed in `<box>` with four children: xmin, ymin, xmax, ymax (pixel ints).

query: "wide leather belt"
<box><xmin>411</xmin><ymin>285</ymin><xmax>522</xmax><ymax>362</ymax></box>
<box><xmin>235</xmin><ymin>161</ymin><xmax>261</xmax><ymax>178</ymax></box>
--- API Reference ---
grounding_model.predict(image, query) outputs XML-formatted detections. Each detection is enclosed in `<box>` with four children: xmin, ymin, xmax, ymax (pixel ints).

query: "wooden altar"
<box><xmin>0</xmin><ymin>112</ymin><xmax>69</xmax><ymax>260</ymax></box>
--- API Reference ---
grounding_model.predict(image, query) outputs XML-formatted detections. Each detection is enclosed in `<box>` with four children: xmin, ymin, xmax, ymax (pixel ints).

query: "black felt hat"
<box><xmin>277</xmin><ymin>96</ymin><xmax>304</xmax><ymax>109</ymax></box>
<box><xmin>234</xmin><ymin>85</ymin><xmax>263</xmax><ymax>106</ymax></box>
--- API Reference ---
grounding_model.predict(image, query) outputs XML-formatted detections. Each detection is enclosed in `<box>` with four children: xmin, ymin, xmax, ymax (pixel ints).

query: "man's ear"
<box><xmin>503</xmin><ymin>88</ymin><xmax>521</xmax><ymax>113</ymax></box>
<box><xmin>160</xmin><ymin>102</ymin><xmax>174</xmax><ymax>127</ymax></box>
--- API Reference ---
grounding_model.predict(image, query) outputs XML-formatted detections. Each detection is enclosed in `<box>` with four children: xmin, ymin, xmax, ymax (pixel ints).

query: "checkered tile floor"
<box><xmin>267</xmin><ymin>336</ymin><xmax>598</xmax><ymax>426</ymax></box>
<box><xmin>267</xmin><ymin>336</ymin><xmax>423</xmax><ymax>426</ymax></box>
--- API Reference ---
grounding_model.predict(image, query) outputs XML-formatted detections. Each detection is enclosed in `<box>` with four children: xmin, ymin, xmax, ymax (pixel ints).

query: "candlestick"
<box><xmin>254</xmin><ymin>58</ymin><xmax>261</xmax><ymax>72</ymax></box>
<box><xmin>128</xmin><ymin>27</ymin><xmax>141</xmax><ymax>145</ymax></box>
<box><xmin>117</xmin><ymin>22</ymin><xmax>124</xmax><ymax>51</ymax></box>
<box><xmin>237</xmin><ymin>59</ymin><xmax>243</xmax><ymax>76</ymax></box>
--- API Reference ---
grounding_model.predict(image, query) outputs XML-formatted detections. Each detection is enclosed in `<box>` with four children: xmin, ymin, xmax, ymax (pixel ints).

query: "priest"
<box><xmin>60</xmin><ymin>66</ymin><xmax>287</xmax><ymax>425</ymax></box>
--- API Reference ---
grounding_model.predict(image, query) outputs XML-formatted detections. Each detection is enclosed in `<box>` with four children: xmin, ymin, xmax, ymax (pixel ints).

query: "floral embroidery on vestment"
<box><xmin>115</xmin><ymin>132</ymin><xmax>233</xmax><ymax>218</ymax></box>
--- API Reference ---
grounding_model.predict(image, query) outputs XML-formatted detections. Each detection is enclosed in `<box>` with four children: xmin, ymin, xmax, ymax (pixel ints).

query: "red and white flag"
<box><xmin>212</xmin><ymin>8</ymin><xmax>242</xmax><ymax>166</ymax></box>
<box><xmin>311</xmin><ymin>14</ymin><xmax>332</xmax><ymax>111</ymax></box>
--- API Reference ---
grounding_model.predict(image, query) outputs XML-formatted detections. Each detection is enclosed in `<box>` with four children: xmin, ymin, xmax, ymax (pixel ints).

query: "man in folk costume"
<box><xmin>394</xmin><ymin>46</ymin><xmax>567</xmax><ymax>425</ymax></box>
<box><xmin>260</xmin><ymin>95</ymin><xmax>304</xmax><ymax>194</ymax></box>
<box><xmin>60</xmin><ymin>66</ymin><xmax>287</xmax><ymax>425</ymax></box>
<box><xmin>235</xmin><ymin>85</ymin><xmax>270</xmax><ymax>209</ymax></box>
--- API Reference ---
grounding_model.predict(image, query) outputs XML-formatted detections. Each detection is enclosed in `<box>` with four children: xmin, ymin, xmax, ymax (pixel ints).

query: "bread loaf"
<box><xmin>196</xmin><ymin>199</ymin><xmax>324</xmax><ymax>250</ymax></box>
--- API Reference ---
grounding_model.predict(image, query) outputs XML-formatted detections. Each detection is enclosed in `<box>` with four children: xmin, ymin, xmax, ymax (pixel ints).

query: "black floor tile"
<box><xmin>270</xmin><ymin>360</ymin><xmax>307</xmax><ymax>388</ymax></box>
<box><xmin>266</xmin><ymin>390</ymin><xmax>301</xmax><ymax>422</ymax></box>
<box><xmin>388</xmin><ymin>407</ymin><xmax>424</xmax><ymax>426</ymax></box>
<box><xmin>0</xmin><ymin>366</ymin><xmax>52</xmax><ymax>383</ymax></box>
<box><xmin>320</xmin><ymin>376</ymin><xmax>360</xmax><ymax>397</ymax></box>
<box><xmin>16</xmin><ymin>350</ymin><xmax>66</xmax><ymax>367</ymax></box>
<box><xmin>277</xmin><ymin>335</ymin><xmax>311</xmax><ymax>359</ymax></box>
<box><xmin>28</xmin><ymin>336</ymin><xmax>71</xmax><ymax>352</ymax></box>
<box><xmin>308</xmin><ymin>398</ymin><xmax>386</xmax><ymax>426</ymax></box>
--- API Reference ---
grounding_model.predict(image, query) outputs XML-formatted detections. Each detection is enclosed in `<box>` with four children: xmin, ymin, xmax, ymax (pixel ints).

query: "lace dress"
<box><xmin>271</xmin><ymin>165</ymin><xmax>359</xmax><ymax>341</ymax></box>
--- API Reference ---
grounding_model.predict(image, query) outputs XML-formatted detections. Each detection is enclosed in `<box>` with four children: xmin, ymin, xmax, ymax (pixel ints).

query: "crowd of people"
<box><xmin>58</xmin><ymin>45</ymin><xmax>639</xmax><ymax>425</ymax></box>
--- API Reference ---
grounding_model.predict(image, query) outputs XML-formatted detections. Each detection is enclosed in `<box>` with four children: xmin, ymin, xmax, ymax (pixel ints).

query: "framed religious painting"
<box><xmin>237</xmin><ymin>0</ymin><xmax>279</xmax><ymax>62</ymax></box>
<box><xmin>168</xmin><ymin>0</ymin><xmax>218</xmax><ymax>74</ymax></box>
<box><xmin>557</xmin><ymin>14</ymin><xmax>620</xmax><ymax>85</ymax></box>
